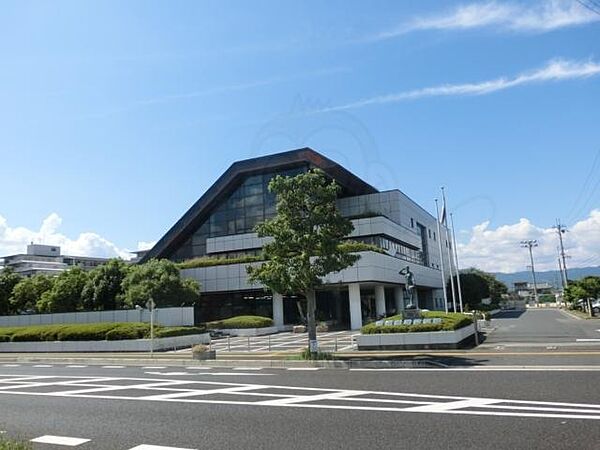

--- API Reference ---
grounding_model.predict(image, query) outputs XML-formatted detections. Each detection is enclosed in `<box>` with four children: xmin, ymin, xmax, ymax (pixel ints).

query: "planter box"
<box><xmin>215</xmin><ymin>326</ymin><xmax>278</xmax><ymax>337</ymax></box>
<box><xmin>356</xmin><ymin>324</ymin><xmax>476</xmax><ymax>350</ymax></box>
<box><xmin>192</xmin><ymin>350</ymin><xmax>216</xmax><ymax>360</ymax></box>
<box><xmin>0</xmin><ymin>333</ymin><xmax>210</xmax><ymax>353</ymax></box>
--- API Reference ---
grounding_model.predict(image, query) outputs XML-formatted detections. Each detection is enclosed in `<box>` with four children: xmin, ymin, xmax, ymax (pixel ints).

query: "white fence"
<box><xmin>0</xmin><ymin>307</ymin><xmax>194</xmax><ymax>328</ymax></box>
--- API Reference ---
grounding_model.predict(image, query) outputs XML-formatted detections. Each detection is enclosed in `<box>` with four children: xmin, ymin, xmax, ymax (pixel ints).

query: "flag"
<box><xmin>440</xmin><ymin>188</ymin><xmax>448</xmax><ymax>226</ymax></box>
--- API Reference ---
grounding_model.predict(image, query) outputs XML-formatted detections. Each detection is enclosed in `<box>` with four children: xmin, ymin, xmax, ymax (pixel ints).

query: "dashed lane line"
<box><xmin>30</xmin><ymin>435</ymin><xmax>90</xmax><ymax>446</ymax></box>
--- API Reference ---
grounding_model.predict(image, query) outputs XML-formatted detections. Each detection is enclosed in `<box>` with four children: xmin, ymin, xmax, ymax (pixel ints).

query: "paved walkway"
<box><xmin>205</xmin><ymin>330</ymin><xmax>358</xmax><ymax>353</ymax></box>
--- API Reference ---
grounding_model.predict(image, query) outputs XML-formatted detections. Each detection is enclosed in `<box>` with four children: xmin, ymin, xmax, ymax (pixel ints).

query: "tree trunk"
<box><xmin>305</xmin><ymin>289</ymin><xmax>318</xmax><ymax>355</ymax></box>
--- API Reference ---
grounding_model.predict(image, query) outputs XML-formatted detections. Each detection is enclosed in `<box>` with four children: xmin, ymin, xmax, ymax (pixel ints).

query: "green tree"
<box><xmin>122</xmin><ymin>259</ymin><xmax>200</xmax><ymax>308</ymax></box>
<box><xmin>81</xmin><ymin>259</ymin><xmax>130</xmax><ymax>311</ymax></box>
<box><xmin>564</xmin><ymin>276</ymin><xmax>600</xmax><ymax>303</ymax></box>
<box><xmin>450</xmin><ymin>268</ymin><xmax>508</xmax><ymax>310</ymax></box>
<box><xmin>0</xmin><ymin>268</ymin><xmax>22</xmax><ymax>315</ymax></box>
<box><xmin>9</xmin><ymin>274</ymin><xmax>54</xmax><ymax>313</ymax></box>
<box><xmin>247</xmin><ymin>169</ymin><xmax>359</xmax><ymax>356</ymax></box>
<box><xmin>37</xmin><ymin>267</ymin><xmax>88</xmax><ymax>313</ymax></box>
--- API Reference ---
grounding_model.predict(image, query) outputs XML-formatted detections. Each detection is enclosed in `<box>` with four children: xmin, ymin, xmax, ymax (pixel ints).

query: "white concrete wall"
<box><xmin>0</xmin><ymin>333</ymin><xmax>210</xmax><ymax>353</ymax></box>
<box><xmin>356</xmin><ymin>323</ymin><xmax>475</xmax><ymax>349</ymax></box>
<box><xmin>0</xmin><ymin>307</ymin><xmax>194</xmax><ymax>328</ymax></box>
<box><xmin>182</xmin><ymin>251</ymin><xmax>444</xmax><ymax>294</ymax></box>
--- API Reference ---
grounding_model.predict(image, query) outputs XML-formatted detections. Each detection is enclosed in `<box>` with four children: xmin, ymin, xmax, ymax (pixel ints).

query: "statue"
<box><xmin>399</xmin><ymin>266</ymin><xmax>416</xmax><ymax>309</ymax></box>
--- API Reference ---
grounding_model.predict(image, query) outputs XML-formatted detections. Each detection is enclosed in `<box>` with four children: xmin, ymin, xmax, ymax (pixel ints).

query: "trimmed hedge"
<box><xmin>206</xmin><ymin>315</ymin><xmax>274</xmax><ymax>329</ymax></box>
<box><xmin>361</xmin><ymin>311</ymin><xmax>473</xmax><ymax>335</ymax></box>
<box><xmin>337</xmin><ymin>241</ymin><xmax>387</xmax><ymax>255</ymax></box>
<box><xmin>0</xmin><ymin>322</ymin><xmax>206</xmax><ymax>342</ymax></box>
<box><xmin>178</xmin><ymin>255</ymin><xmax>262</xmax><ymax>269</ymax></box>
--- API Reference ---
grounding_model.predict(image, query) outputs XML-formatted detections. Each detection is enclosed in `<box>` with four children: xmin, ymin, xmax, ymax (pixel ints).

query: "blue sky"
<box><xmin>1</xmin><ymin>0</ymin><xmax>599</xmax><ymax>272</ymax></box>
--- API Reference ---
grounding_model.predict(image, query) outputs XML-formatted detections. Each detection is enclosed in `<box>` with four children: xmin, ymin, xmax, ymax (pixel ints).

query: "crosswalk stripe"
<box><xmin>127</xmin><ymin>445</ymin><xmax>196</xmax><ymax>450</ymax></box>
<box><xmin>30</xmin><ymin>435</ymin><xmax>90</xmax><ymax>446</ymax></box>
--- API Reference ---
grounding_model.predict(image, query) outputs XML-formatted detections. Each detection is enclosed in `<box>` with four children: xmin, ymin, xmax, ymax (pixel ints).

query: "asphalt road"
<box><xmin>483</xmin><ymin>308</ymin><xmax>600</xmax><ymax>345</ymax></box>
<box><xmin>1</xmin><ymin>363</ymin><xmax>600</xmax><ymax>450</ymax></box>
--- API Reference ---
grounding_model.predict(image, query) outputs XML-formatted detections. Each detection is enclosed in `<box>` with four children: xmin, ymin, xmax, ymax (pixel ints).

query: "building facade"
<box><xmin>141</xmin><ymin>148</ymin><xmax>453</xmax><ymax>329</ymax></box>
<box><xmin>1</xmin><ymin>244</ymin><xmax>109</xmax><ymax>277</ymax></box>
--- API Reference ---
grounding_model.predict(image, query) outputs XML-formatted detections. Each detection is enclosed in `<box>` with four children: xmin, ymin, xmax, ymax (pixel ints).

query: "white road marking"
<box><xmin>287</xmin><ymin>368</ymin><xmax>320</xmax><ymax>371</ymax></box>
<box><xmin>128</xmin><ymin>445</ymin><xmax>196</xmax><ymax>450</ymax></box>
<box><xmin>185</xmin><ymin>367</ymin><xmax>212</xmax><ymax>370</ymax></box>
<box><xmin>142</xmin><ymin>366</ymin><xmax>167</xmax><ymax>369</ymax></box>
<box><xmin>66</xmin><ymin>365</ymin><xmax>88</xmax><ymax>368</ymax></box>
<box><xmin>2</xmin><ymin>364</ymin><xmax>20</xmax><ymax>367</ymax></box>
<box><xmin>33</xmin><ymin>365</ymin><xmax>52</xmax><ymax>368</ymax></box>
<box><xmin>2</xmin><ymin>373</ymin><xmax>600</xmax><ymax>421</ymax></box>
<box><xmin>30</xmin><ymin>435</ymin><xmax>90</xmax><ymax>446</ymax></box>
<box><xmin>576</xmin><ymin>339</ymin><xmax>600</xmax><ymax>342</ymax></box>
<box><xmin>233</xmin><ymin>367</ymin><xmax>262</xmax><ymax>371</ymax></box>
<box><xmin>102</xmin><ymin>365</ymin><xmax>125</xmax><ymax>369</ymax></box>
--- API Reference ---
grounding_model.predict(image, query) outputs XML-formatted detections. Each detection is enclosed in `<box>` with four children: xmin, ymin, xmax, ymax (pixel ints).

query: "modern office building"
<box><xmin>141</xmin><ymin>148</ymin><xmax>453</xmax><ymax>329</ymax></box>
<box><xmin>1</xmin><ymin>244</ymin><xmax>109</xmax><ymax>277</ymax></box>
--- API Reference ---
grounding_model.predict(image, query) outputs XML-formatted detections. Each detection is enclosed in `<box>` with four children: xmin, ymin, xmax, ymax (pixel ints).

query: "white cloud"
<box><xmin>316</xmin><ymin>58</ymin><xmax>600</xmax><ymax>113</ymax></box>
<box><xmin>0</xmin><ymin>213</ymin><xmax>133</xmax><ymax>260</ymax></box>
<box><xmin>458</xmin><ymin>210</ymin><xmax>600</xmax><ymax>273</ymax></box>
<box><xmin>136</xmin><ymin>241</ymin><xmax>156</xmax><ymax>251</ymax></box>
<box><xmin>368</xmin><ymin>0</ymin><xmax>600</xmax><ymax>41</ymax></box>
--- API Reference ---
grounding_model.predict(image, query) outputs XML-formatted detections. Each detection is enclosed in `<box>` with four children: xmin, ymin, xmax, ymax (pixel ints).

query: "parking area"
<box><xmin>208</xmin><ymin>330</ymin><xmax>359</xmax><ymax>353</ymax></box>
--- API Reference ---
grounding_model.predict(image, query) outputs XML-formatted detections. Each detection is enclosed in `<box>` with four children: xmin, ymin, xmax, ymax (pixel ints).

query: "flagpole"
<box><xmin>450</xmin><ymin>212</ymin><xmax>464</xmax><ymax>313</ymax></box>
<box><xmin>435</xmin><ymin>198</ymin><xmax>449</xmax><ymax>313</ymax></box>
<box><xmin>442</xmin><ymin>187</ymin><xmax>457</xmax><ymax>313</ymax></box>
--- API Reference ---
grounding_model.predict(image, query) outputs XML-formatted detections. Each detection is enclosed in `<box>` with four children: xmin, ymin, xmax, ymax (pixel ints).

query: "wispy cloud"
<box><xmin>366</xmin><ymin>1</ymin><xmax>600</xmax><ymax>42</ymax></box>
<box><xmin>80</xmin><ymin>66</ymin><xmax>349</xmax><ymax>120</ymax></box>
<box><xmin>314</xmin><ymin>59</ymin><xmax>600</xmax><ymax>113</ymax></box>
<box><xmin>135</xmin><ymin>67</ymin><xmax>349</xmax><ymax>107</ymax></box>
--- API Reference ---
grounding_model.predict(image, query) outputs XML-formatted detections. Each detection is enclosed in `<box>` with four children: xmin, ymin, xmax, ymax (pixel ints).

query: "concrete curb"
<box><xmin>0</xmin><ymin>355</ymin><xmax>447</xmax><ymax>369</ymax></box>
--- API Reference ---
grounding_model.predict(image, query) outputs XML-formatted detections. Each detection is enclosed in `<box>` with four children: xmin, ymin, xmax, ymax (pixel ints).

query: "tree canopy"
<box><xmin>9</xmin><ymin>274</ymin><xmax>54</xmax><ymax>314</ymax></box>
<box><xmin>37</xmin><ymin>267</ymin><xmax>89</xmax><ymax>313</ymax></box>
<box><xmin>247</xmin><ymin>168</ymin><xmax>359</xmax><ymax>354</ymax></box>
<box><xmin>122</xmin><ymin>259</ymin><xmax>201</xmax><ymax>308</ymax></box>
<box><xmin>0</xmin><ymin>268</ymin><xmax>22</xmax><ymax>315</ymax></box>
<box><xmin>564</xmin><ymin>276</ymin><xmax>600</xmax><ymax>303</ymax></box>
<box><xmin>449</xmin><ymin>268</ymin><xmax>508</xmax><ymax>309</ymax></box>
<box><xmin>81</xmin><ymin>259</ymin><xmax>130</xmax><ymax>311</ymax></box>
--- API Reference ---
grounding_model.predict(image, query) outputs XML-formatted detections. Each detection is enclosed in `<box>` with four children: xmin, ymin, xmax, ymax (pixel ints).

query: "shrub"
<box><xmin>0</xmin><ymin>437</ymin><xmax>32</xmax><ymax>450</ymax></box>
<box><xmin>154</xmin><ymin>326</ymin><xmax>206</xmax><ymax>338</ymax></box>
<box><xmin>361</xmin><ymin>311</ymin><xmax>473</xmax><ymax>334</ymax></box>
<box><xmin>0</xmin><ymin>322</ymin><xmax>203</xmax><ymax>342</ymax></box>
<box><xmin>178</xmin><ymin>255</ymin><xmax>263</xmax><ymax>269</ymax></box>
<box><xmin>337</xmin><ymin>241</ymin><xmax>387</xmax><ymax>255</ymax></box>
<box><xmin>206</xmin><ymin>315</ymin><xmax>274</xmax><ymax>329</ymax></box>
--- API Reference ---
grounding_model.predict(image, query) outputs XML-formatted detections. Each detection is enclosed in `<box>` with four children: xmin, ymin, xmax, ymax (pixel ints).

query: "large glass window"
<box><xmin>170</xmin><ymin>166</ymin><xmax>307</xmax><ymax>262</ymax></box>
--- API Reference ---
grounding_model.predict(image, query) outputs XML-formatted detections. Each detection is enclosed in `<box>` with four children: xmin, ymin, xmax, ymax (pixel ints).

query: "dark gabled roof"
<box><xmin>140</xmin><ymin>147</ymin><xmax>378</xmax><ymax>262</ymax></box>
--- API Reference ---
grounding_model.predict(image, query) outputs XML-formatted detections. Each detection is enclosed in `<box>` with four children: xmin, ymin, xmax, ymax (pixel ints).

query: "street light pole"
<box><xmin>146</xmin><ymin>297</ymin><xmax>156</xmax><ymax>357</ymax></box>
<box><xmin>520</xmin><ymin>240</ymin><xmax>539</xmax><ymax>304</ymax></box>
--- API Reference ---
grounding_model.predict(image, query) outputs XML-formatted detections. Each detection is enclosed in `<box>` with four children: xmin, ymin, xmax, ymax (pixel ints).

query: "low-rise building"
<box><xmin>1</xmin><ymin>244</ymin><xmax>109</xmax><ymax>277</ymax></box>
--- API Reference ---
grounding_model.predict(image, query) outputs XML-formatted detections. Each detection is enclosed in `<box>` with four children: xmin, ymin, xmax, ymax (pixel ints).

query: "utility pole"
<box><xmin>554</xmin><ymin>220</ymin><xmax>569</xmax><ymax>288</ymax></box>
<box><xmin>520</xmin><ymin>240</ymin><xmax>539</xmax><ymax>304</ymax></box>
<box><xmin>441</xmin><ymin>187</ymin><xmax>457</xmax><ymax>313</ymax></box>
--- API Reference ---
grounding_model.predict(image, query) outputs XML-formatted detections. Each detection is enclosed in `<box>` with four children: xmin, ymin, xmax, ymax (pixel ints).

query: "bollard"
<box><xmin>268</xmin><ymin>334</ymin><xmax>271</xmax><ymax>352</ymax></box>
<box><xmin>228</xmin><ymin>335</ymin><xmax>231</xmax><ymax>352</ymax></box>
<box><xmin>334</xmin><ymin>337</ymin><xmax>338</xmax><ymax>352</ymax></box>
<box><xmin>247</xmin><ymin>336</ymin><xmax>250</xmax><ymax>351</ymax></box>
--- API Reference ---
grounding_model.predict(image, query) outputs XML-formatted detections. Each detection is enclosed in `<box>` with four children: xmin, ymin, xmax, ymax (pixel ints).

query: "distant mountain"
<box><xmin>493</xmin><ymin>266</ymin><xmax>600</xmax><ymax>289</ymax></box>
